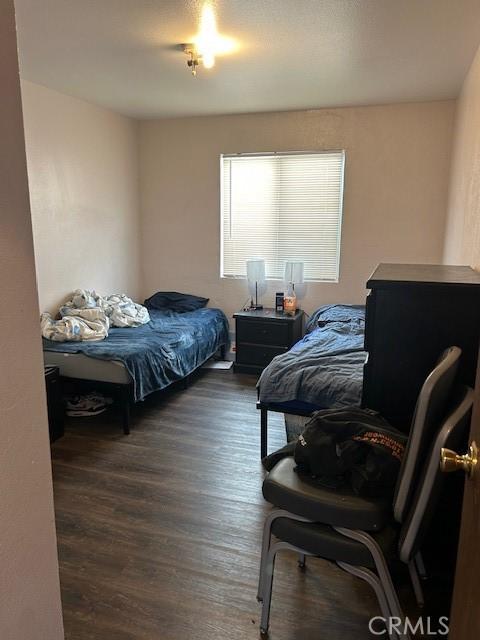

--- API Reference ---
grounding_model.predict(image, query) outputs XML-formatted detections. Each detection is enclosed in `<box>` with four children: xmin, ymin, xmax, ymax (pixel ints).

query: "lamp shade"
<box><xmin>284</xmin><ymin>261</ymin><xmax>304</xmax><ymax>285</ymax></box>
<box><xmin>246</xmin><ymin>259</ymin><xmax>266</xmax><ymax>284</ymax></box>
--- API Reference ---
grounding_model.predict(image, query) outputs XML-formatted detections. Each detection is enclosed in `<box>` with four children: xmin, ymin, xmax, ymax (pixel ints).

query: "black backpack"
<box><xmin>294</xmin><ymin>408</ymin><xmax>407</xmax><ymax>498</ymax></box>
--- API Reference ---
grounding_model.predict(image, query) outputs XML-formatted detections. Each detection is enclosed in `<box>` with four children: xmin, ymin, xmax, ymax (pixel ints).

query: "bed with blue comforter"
<box><xmin>256</xmin><ymin>304</ymin><xmax>366</xmax><ymax>457</ymax></box>
<box><xmin>43</xmin><ymin>307</ymin><xmax>229</xmax><ymax>402</ymax></box>
<box><xmin>258</xmin><ymin>304</ymin><xmax>366</xmax><ymax>410</ymax></box>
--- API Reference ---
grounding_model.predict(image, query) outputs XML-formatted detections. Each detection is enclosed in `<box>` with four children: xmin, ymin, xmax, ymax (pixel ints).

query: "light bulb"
<box><xmin>192</xmin><ymin>3</ymin><xmax>236</xmax><ymax>71</ymax></box>
<box><xmin>199</xmin><ymin>4</ymin><xmax>216</xmax><ymax>37</ymax></box>
<box><xmin>202</xmin><ymin>52</ymin><xmax>215</xmax><ymax>69</ymax></box>
<box><xmin>196</xmin><ymin>4</ymin><xmax>216</xmax><ymax>68</ymax></box>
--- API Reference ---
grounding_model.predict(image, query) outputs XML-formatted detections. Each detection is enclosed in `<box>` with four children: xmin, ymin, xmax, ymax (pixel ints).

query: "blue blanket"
<box><xmin>43</xmin><ymin>308</ymin><xmax>229</xmax><ymax>401</ymax></box>
<box><xmin>257</xmin><ymin>305</ymin><xmax>366</xmax><ymax>409</ymax></box>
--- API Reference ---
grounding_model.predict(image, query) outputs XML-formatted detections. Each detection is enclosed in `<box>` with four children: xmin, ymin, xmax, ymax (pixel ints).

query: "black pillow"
<box><xmin>144</xmin><ymin>291</ymin><xmax>209</xmax><ymax>313</ymax></box>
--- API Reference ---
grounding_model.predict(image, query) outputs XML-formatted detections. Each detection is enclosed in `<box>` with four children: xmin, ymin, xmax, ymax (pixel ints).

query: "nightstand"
<box><xmin>233</xmin><ymin>308</ymin><xmax>304</xmax><ymax>375</ymax></box>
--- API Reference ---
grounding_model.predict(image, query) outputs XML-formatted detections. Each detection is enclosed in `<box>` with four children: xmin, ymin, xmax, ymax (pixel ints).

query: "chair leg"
<box><xmin>408</xmin><ymin>560</ymin><xmax>424</xmax><ymax>608</ymax></box>
<box><xmin>257</xmin><ymin>511</ymin><xmax>275</xmax><ymax>601</ymax></box>
<box><xmin>257</xmin><ymin>509</ymin><xmax>310</xmax><ymax>601</ymax></box>
<box><xmin>375</xmin><ymin>560</ymin><xmax>407</xmax><ymax>636</ymax></box>
<box><xmin>335</xmin><ymin>527</ymin><xmax>410</xmax><ymax>640</ymax></box>
<box><xmin>260</xmin><ymin>543</ymin><xmax>277</xmax><ymax>635</ymax></box>
<box><xmin>414</xmin><ymin>552</ymin><xmax>427</xmax><ymax>579</ymax></box>
<box><xmin>258</xmin><ymin>524</ymin><xmax>404</xmax><ymax>638</ymax></box>
<box><xmin>260</xmin><ymin>540</ymin><xmax>305</xmax><ymax>635</ymax></box>
<box><xmin>337</xmin><ymin>562</ymin><xmax>394</xmax><ymax>638</ymax></box>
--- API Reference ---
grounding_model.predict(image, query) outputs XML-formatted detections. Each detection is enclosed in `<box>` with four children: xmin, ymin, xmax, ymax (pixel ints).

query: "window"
<box><xmin>221</xmin><ymin>151</ymin><xmax>345</xmax><ymax>281</ymax></box>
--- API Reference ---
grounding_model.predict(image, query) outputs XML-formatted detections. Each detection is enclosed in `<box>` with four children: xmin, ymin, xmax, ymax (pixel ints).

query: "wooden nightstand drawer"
<box><xmin>233</xmin><ymin>308</ymin><xmax>304</xmax><ymax>375</ymax></box>
<box><xmin>237</xmin><ymin>320</ymin><xmax>289</xmax><ymax>346</ymax></box>
<box><xmin>236</xmin><ymin>344</ymin><xmax>288</xmax><ymax>366</ymax></box>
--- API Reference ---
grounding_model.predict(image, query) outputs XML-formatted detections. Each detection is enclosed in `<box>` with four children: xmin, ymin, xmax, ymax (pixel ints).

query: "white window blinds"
<box><xmin>221</xmin><ymin>151</ymin><xmax>345</xmax><ymax>281</ymax></box>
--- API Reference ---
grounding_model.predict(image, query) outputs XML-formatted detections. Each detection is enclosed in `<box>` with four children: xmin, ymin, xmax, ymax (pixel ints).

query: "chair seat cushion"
<box><xmin>271</xmin><ymin>517</ymin><xmax>398</xmax><ymax>568</ymax></box>
<box><xmin>263</xmin><ymin>458</ymin><xmax>391</xmax><ymax>531</ymax></box>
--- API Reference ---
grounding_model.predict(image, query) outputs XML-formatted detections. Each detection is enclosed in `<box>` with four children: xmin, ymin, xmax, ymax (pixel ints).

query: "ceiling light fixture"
<box><xmin>182</xmin><ymin>3</ymin><xmax>235</xmax><ymax>76</ymax></box>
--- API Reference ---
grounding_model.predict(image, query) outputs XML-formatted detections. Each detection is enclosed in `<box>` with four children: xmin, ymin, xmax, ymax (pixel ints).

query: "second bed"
<box><xmin>256</xmin><ymin>304</ymin><xmax>367</xmax><ymax>457</ymax></box>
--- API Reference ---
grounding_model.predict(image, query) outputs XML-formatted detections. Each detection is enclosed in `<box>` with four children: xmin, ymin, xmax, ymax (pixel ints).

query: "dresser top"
<box><xmin>233</xmin><ymin>307</ymin><xmax>303</xmax><ymax>321</ymax></box>
<box><xmin>367</xmin><ymin>263</ymin><xmax>480</xmax><ymax>289</ymax></box>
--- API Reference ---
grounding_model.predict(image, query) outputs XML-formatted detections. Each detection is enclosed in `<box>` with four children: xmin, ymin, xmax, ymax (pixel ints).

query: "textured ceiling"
<box><xmin>14</xmin><ymin>0</ymin><xmax>480</xmax><ymax>119</ymax></box>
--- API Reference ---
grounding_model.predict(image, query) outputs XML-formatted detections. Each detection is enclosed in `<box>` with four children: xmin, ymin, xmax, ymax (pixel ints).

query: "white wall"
<box><xmin>21</xmin><ymin>80</ymin><xmax>141</xmax><ymax>314</ymax></box>
<box><xmin>444</xmin><ymin>43</ymin><xmax>480</xmax><ymax>270</ymax></box>
<box><xmin>139</xmin><ymin>102</ymin><xmax>455</xmax><ymax>323</ymax></box>
<box><xmin>0</xmin><ymin>1</ymin><xmax>64</xmax><ymax>637</ymax></box>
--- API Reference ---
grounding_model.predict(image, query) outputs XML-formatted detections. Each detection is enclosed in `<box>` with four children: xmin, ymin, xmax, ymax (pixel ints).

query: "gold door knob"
<box><xmin>440</xmin><ymin>441</ymin><xmax>478</xmax><ymax>478</ymax></box>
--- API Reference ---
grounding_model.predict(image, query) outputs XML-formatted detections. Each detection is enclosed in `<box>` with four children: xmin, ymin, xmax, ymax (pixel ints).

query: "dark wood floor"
<box><xmin>51</xmin><ymin>370</ymin><xmax>380</xmax><ymax>640</ymax></box>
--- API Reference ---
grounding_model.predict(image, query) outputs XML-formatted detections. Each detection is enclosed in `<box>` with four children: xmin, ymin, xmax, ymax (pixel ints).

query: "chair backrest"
<box><xmin>393</xmin><ymin>346</ymin><xmax>462</xmax><ymax>523</ymax></box>
<box><xmin>398</xmin><ymin>385</ymin><xmax>474</xmax><ymax>563</ymax></box>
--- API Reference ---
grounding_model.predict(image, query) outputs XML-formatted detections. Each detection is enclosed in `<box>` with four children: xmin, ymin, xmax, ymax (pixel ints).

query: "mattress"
<box><xmin>257</xmin><ymin>304</ymin><xmax>366</xmax><ymax>408</ymax></box>
<box><xmin>43</xmin><ymin>351</ymin><xmax>131</xmax><ymax>384</ymax></box>
<box><xmin>43</xmin><ymin>307</ymin><xmax>230</xmax><ymax>401</ymax></box>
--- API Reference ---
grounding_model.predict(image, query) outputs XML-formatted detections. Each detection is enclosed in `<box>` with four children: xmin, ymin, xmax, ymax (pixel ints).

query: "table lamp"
<box><xmin>284</xmin><ymin>261</ymin><xmax>305</xmax><ymax>314</ymax></box>
<box><xmin>246</xmin><ymin>259</ymin><xmax>266</xmax><ymax>310</ymax></box>
<box><xmin>284</xmin><ymin>261</ymin><xmax>304</xmax><ymax>292</ymax></box>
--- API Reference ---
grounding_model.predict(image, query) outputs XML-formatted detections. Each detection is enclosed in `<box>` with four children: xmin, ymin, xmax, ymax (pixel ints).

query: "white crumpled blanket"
<box><xmin>61</xmin><ymin>290</ymin><xmax>150</xmax><ymax>328</ymax></box>
<box><xmin>41</xmin><ymin>289</ymin><xmax>150</xmax><ymax>342</ymax></box>
<box><xmin>41</xmin><ymin>307</ymin><xmax>109</xmax><ymax>342</ymax></box>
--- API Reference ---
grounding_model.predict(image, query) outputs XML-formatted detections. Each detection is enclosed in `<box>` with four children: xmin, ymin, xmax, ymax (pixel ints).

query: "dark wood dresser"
<box><xmin>362</xmin><ymin>264</ymin><xmax>480</xmax><ymax>429</ymax></box>
<box><xmin>233</xmin><ymin>308</ymin><xmax>304</xmax><ymax>375</ymax></box>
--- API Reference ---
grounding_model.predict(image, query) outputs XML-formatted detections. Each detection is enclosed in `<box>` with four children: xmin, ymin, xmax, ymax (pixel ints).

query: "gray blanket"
<box><xmin>257</xmin><ymin>305</ymin><xmax>366</xmax><ymax>409</ymax></box>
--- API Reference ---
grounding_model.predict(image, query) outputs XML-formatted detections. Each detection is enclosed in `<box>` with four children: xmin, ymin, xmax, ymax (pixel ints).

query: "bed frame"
<box><xmin>257</xmin><ymin>400</ymin><xmax>314</xmax><ymax>459</ymax></box>
<box><xmin>59</xmin><ymin>344</ymin><xmax>227</xmax><ymax>435</ymax></box>
<box><xmin>59</xmin><ymin>376</ymin><xmax>134</xmax><ymax>434</ymax></box>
